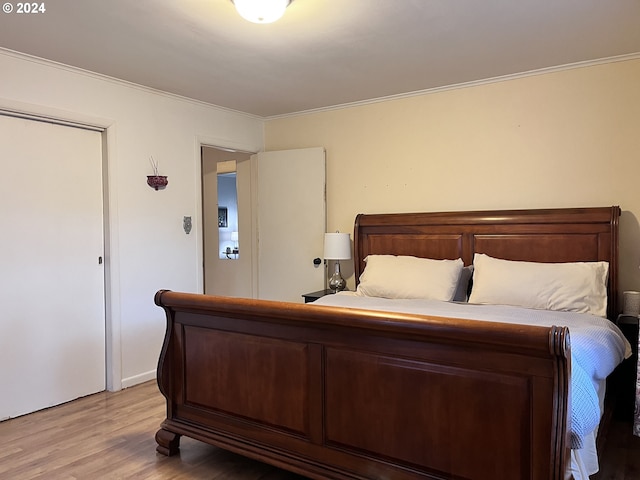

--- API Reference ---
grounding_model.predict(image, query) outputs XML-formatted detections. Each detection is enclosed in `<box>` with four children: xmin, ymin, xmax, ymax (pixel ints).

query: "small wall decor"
<box><xmin>218</xmin><ymin>207</ymin><xmax>228</xmax><ymax>228</ymax></box>
<box><xmin>147</xmin><ymin>156</ymin><xmax>168</xmax><ymax>190</ymax></box>
<box><xmin>183</xmin><ymin>216</ymin><xmax>192</xmax><ymax>234</ymax></box>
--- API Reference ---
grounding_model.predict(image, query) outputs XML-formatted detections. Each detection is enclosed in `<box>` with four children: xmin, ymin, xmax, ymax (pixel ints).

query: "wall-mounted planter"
<box><xmin>147</xmin><ymin>175</ymin><xmax>168</xmax><ymax>190</ymax></box>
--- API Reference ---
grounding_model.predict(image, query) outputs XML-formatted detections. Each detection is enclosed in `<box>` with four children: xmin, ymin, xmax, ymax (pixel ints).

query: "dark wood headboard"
<box><xmin>354</xmin><ymin>206</ymin><xmax>621</xmax><ymax>319</ymax></box>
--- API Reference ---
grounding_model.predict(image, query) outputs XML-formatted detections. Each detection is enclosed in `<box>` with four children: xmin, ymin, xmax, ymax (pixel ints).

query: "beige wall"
<box><xmin>265</xmin><ymin>59</ymin><xmax>640</xmax><ymax>294</ymax></box>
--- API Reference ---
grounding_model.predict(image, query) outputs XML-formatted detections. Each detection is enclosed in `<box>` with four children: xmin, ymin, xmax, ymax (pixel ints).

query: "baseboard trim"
<box><xmin>121</xmin><ymin>370</ymin><xmax>156</xmax><ymax>389</ymax></box>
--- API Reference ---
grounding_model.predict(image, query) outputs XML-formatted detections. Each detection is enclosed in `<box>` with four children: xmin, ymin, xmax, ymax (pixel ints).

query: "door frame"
<box><xmin>195</xmin><ymin>136</ymin><xmax>258</xmax><ymax>296</ymax></box>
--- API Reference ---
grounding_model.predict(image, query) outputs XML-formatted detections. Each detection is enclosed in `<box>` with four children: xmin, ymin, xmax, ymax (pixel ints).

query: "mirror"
<box><xmin>217</xmin><ymin>160</ymin><xmax>239</xmax><ymax>259</ymax></box>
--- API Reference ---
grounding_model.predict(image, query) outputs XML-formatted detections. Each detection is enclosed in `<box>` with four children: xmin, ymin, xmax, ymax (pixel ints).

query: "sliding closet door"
<box><xmin>0</xmin><ymin>115</ymin><xmax>105</xmax><ymax>420</ymax></box>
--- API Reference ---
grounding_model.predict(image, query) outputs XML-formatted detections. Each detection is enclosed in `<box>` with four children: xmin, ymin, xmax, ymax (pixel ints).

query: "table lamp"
<box><xmin>324</xmin><ymin>232</ymin><xmax>351</xmax><ymax>292</ymax></box>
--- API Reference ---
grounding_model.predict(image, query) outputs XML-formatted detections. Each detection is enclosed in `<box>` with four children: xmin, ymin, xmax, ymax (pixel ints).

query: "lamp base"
<box><xmin>328</xmin><ymin>261</ymin><xmax>346</xmax><ymax>293</ymax></box>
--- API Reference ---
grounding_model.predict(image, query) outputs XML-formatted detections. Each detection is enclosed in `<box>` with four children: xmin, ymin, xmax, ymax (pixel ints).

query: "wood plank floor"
<box><xmin>592</xmin><ymin>394</ymin><xmax>640</xmax><ymax>480</ymax></box>
<box><xmin>0</xmin><ymin>381</ymin><xmax>306</xmax><ymax>479</ymax></box>
<box><xmin>1</xmin><ymin>380</ymin><xmax>639</xmax><ymax>479</ymax></box>
<box><xmin>593</xmin><ymin>414</ymin><xmax>640</xmax><ymax>480</ymax></box>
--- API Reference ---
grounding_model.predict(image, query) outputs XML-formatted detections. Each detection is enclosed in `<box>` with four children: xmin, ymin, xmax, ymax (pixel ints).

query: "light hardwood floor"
<box><xmin>3</xmin><ymin>380</ymin><xmax>640</xmax><ymax>479</ymax></box>
<box><xmin>0</xmin><ymin>381</ymin><xmax>306</xmax><ymax>479</ymax></box>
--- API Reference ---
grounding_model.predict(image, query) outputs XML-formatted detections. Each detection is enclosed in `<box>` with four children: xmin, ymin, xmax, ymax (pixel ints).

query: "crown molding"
<box><xmin>266</xmin><ymin>52</ymin><xmax>640</xmax><ymax>120</ymax></box>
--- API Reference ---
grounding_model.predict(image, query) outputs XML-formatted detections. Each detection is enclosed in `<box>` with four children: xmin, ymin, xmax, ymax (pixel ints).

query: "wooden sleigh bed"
<box><xmin>154</xmin><ymin>206</ymin><xmax>624</xmax><ymax>480</ymax></box>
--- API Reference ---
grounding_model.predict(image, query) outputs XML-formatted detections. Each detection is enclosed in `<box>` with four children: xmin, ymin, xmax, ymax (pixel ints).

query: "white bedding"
<box><xmin>314</xmin><ymin>292</ymin><xmax>631</xmax><ymax>476</ymax></box>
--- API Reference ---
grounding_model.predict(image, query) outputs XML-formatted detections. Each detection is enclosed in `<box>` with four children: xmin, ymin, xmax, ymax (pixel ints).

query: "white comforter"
<box><xmin>314</xmin><ymin>292</ymin><xmax>631</xmax><ymax>448</ymax></box>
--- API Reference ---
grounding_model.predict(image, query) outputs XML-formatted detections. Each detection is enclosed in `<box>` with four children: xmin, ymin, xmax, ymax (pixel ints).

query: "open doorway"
<box><xmin>201</xmin><ymin>145</ymin><xmax>327</xmax><ymax>302</ymax></box>
<box><xmin>201</xmin><ymin>146</ymin><xmax>252</xmax><ymax>297</ymax></box>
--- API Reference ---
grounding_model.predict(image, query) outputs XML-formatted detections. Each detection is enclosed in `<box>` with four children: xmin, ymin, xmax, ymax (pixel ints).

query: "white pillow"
<box><xmin>356</xmin><ymin>255</ymin><xmax>464</xmax><ymax>301</ymax></box>
<box><xmin>468</xmin><ymin>253</ymin><xmax>609</xmax><ymax>317</ymax></box>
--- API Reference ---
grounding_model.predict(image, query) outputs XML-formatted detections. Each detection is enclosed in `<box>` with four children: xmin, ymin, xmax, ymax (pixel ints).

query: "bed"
<box><xmin>154</xmin><ymin>206</ymin><xmax>630</xmax><ymax>480</ymax></box>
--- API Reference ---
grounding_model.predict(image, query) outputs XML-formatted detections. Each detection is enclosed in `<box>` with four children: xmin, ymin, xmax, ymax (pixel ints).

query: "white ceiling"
<box><xmin>1</xmin><ymin>0</ymin><xmax>639</xmax><ymax>117</ymax></box>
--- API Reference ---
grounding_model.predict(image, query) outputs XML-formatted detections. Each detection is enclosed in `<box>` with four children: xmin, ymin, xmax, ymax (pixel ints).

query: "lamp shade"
<box><xmin>324</xmin><ymin>233</ymin><xmax>351</xmax><ymax>260</ymax></box>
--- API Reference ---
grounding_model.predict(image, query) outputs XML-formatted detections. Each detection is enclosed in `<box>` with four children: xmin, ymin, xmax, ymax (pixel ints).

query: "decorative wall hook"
<box><xmin>147</xmin><ymin>156</ymin><xmax>168</xmax><ymax>190</ymax></box>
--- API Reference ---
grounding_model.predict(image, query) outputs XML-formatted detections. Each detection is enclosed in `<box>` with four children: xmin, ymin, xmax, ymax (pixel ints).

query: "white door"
<box><xmin>0</xmin><ymin>115</ymin><xmax>105</xmax><ymax>420</ymax></box>
<box><xmin>253</xmin><ymin>148</ymin><xmax>326</xmax><ymax>302</ymax></box>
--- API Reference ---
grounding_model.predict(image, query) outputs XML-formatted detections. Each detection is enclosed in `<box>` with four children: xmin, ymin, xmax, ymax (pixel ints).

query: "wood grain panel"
<box><xmin>183</xmin><ymin>326</ymin><xmax>309</xmax><ymax>435</ymax></box>
<box><xmin>362</xmin><ymin>234</ymin><xmax>462</xmax><ymax>263</ymax></box>
<box><xmin>474</xmin><ymin>234</ymin><xmax>601</xmax><ymax>262</ymax></box>
<box><xmin>324</xmin><ymin>347</ymin><xmax>531</xmax><ymax>479</ymax></box>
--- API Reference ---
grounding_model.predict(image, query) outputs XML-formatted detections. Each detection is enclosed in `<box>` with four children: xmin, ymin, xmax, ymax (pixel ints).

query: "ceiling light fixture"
<box><xmin>232</xmin><ymin>0</ymin><xmax>291</xmax><ymax>24</ymax></box>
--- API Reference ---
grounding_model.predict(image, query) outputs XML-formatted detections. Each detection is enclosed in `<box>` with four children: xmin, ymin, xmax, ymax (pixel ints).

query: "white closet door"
<box><xmin>0</xmin><ymin>115</ymin><xmax>105</xmax><ymax>420</ymax></box>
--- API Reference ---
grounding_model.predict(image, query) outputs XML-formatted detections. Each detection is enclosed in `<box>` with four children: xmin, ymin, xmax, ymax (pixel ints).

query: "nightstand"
<box><xmin>617</xmin><ymin>314</ymin><xmax>639</xmax><ymax>357</ymax></box>
<box><xmin>302</xmin><ymin>289</ymin><xmax>336</xmax><ymax>303</ymax></box>
<box><xmin>612</xmin><ymin>314</ymin><xmax>639</xmax><ymax>419</ymax></box>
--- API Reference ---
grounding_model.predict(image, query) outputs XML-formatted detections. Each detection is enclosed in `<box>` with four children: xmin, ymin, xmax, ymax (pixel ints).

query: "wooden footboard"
<box><xmin>154</xmin><ymin>290</ymin><xmax>570</xmax><ymax>480</ymax></box>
